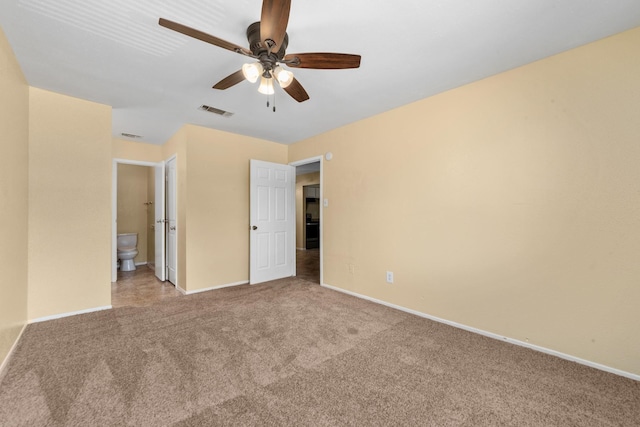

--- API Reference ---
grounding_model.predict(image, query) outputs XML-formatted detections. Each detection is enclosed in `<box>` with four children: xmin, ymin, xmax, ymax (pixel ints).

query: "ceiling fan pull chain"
<box><xmin>273</xmin><ymin>91</ymin><xmax>276</xmax><ymax>113</ymax></box>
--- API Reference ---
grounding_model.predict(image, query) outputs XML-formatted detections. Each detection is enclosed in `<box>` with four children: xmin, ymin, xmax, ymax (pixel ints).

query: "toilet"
<box><xmin>117</xmin><ymin>233</ymin><xmax>138</xmax><ymax>272</ymax></box>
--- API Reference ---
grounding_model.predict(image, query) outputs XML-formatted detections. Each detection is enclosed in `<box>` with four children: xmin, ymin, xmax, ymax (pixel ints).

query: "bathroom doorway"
<box><xmin>111</xmin><ymin>159</ymin><xmax>167</xmax><ymax>284</ymax></box>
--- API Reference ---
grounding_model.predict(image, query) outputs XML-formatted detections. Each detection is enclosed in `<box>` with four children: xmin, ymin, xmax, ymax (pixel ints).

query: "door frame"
<box><xmin>165</xmin><ymin>155</ymin><xmax>178</xmax><ymax>287</ymax></box>
<box><xmin>289</xmin><ymin>156</ymin><xmax>324</xmax><ymax>285</ymax></box>
<box><xmin>111</xmin><ymin>158</ymin><xmax>164</xmax><ymax>283</ymax></box>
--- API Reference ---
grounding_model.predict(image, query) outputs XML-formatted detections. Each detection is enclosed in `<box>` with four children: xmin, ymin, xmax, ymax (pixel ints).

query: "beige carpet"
<box><xmin>0</xmin><ymin>277</ymin><xmax>638</xmax><ymax>426</ymax></box>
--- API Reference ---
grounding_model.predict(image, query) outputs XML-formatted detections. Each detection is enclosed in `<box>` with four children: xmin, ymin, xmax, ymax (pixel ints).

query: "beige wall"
<box><xmin>28</xmin><ymin>88</ymin><xmax>112</xmax><ymax>320</ymax></box>
<box><xmin>117</xmin><ymin>164</ymin><xmax>150</xmax><ymax>264</ymax></box>
<box><xmin>181</xmin><ymin>125</ymin><xmax>288</xmax><ymax>292</ymax></box>
<box><xmin>112</xmin><ymin>138</ymin><xmax>164</xmax><ymax>163</ymax></box>
<box><xmin>296</xmin><ymin>172</ymin><xmax>320</xmax><ymax>249</ymax></box>
<box><xmin>289</xmin><ymin>27</ymin><xmax>640</xmax><ymax>375</ymax></box>
<box><xmin>0</xmin><ymin>27</ymin><xmax>29</xmax><ymax>365</ymax></box>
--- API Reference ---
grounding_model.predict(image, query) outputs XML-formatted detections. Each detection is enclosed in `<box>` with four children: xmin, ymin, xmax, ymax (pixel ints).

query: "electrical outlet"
<box><xmin>386</xmin><ymin>271</ymin><xmax>394</xmax><ymax>284</ymax></box>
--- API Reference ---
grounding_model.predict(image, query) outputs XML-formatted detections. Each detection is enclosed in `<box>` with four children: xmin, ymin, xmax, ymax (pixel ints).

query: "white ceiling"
<box><xmin>1</xmin><ymin>1</ymin><xmax>639</xmax><ymax>145</ymax></box>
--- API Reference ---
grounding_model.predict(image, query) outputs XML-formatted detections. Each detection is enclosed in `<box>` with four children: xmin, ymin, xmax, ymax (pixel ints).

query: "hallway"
<box><xmin>296</xmin><ymin>249</ymin><xmax>320</xmax><ymax>284</ymax></box>
<box><xmin>111</xmin><ymin>266</ymin><xmax>182</xmax><ymax>308</ymax></box>
<box><xmin>112</xmin><ymin>250</ymin><xmax>320</xmax><ymax>308</ymax></box>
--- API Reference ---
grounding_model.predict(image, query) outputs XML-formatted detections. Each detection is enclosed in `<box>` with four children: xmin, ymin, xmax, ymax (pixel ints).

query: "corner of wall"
<box><xmin>0</xmin><ymin>26</ymin><xmax>29</xmax><ymax>371</ymax></box>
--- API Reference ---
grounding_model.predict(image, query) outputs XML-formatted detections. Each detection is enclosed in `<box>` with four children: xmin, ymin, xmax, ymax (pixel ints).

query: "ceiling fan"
<box><xmin>158</xmin><ymin>0</ymin><xmax>361</xmax><ymax>104</ymax></box>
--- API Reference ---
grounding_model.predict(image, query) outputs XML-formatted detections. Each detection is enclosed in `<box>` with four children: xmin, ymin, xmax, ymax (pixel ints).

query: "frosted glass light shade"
<box><xmin>258</xmin><ymin>76</ymin><xmax>274</xmax><ymax>95</ymax></box>
<box><xmin>242</xmin><ymin>62</ymin><xmax>263</xmax><ymax>83</ymax></box>
<box><xmin>273</xmin><ymin>66</ymin><xmax>294</xmax><ymax>88</ymax></box>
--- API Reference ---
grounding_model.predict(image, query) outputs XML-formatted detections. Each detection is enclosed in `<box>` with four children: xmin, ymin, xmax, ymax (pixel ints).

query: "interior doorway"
<box><xmin>291</xmin><ymin>157</ymin><xmax>323</xmax><ymax>285</ymax></box>
<box><xmin>111</xmin><ymin>159</ymin><xmax>167</xmax><ymax>284</ymax></box>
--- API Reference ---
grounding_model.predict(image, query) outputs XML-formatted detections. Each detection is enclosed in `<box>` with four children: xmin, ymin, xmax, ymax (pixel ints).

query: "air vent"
<box><xmin>199</xmin><ymin>105</ymin><xmax>234</xmax><ymax>118</ymax></box>
<box><xmin>121</xmin><ymin>133</ymin><xmax>142</xmax><ymax>139</ymax></box>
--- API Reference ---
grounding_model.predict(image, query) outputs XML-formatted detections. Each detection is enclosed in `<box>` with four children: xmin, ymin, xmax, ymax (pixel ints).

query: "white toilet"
<box><xmin>117</xmin><ymin>233</ymin><xmax>138</xmax><ymax>272</ymax></box>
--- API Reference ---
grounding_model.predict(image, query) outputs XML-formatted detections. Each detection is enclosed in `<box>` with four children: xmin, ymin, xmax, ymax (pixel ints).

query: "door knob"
<box><xmin>252</xmin><ymin>225</ymin><xmax>258</xmax><ymax>230</ymax></box>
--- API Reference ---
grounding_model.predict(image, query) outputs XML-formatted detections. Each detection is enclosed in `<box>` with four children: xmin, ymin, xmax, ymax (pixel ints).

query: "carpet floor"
<box><xmin>0</xmin><ymin>278</ymin><xmax>638</xmax><ymax>426</ymax></box>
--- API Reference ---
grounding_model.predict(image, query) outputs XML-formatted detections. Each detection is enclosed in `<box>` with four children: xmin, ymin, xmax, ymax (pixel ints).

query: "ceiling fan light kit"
<box><xmin>158</xmin><ymin>0</ymin><xmax>361</xmax><ymax>106</ymax></box>
<box><xmin>258</xmin><ymin>76</ymin><xmax>275</xmax><ymax>95</ymax></box>
<box><xmin>242</xmin><ymin>62</ymin><xmax>264</xmax><ymax>83</ymax></box>
<box><xmin>273</xmin><ymin>66</ymin><xmax>293</xmax><ymax>88</ymax></box>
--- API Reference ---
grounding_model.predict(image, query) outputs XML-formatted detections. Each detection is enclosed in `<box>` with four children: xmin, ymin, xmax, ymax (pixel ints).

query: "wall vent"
<box><xmin>199</xmin><ymin>104</ymin><xmax>234</xmax><ymax>118</ymax></box>
<box><xmin>121</xmin><ymin>133</ymin><xmax>142</xmax><ymax>138</ymax></box>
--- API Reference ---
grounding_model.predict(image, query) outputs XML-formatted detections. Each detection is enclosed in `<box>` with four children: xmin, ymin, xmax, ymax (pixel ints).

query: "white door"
<box><xmin>166</xmin><ymin>157</ymin><xmax>178</xmax><ymax>285</ymax></box>
<box><xmin>154</xmin><ymin>163</ymin><xmax>166</xmax><ymax>281</ymax></box>
<box><xmin>112</xmin><ymin>161</ymin><xmax>118</xmax><ymax>282</ymax></box>
<box><xmin>250</xmin><ymin>159</ymin><xmax>295</xmax><ymax>284</ymax></box>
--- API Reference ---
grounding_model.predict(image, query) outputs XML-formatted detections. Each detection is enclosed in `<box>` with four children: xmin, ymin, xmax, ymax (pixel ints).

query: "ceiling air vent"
<box><xmin>199</xmin><ymin>104</ymin><xmax>234</xmax><ymax>118</ymax></box>
<box><xmin>121</xmin><ymin>133</ymin><xmax>142</xmax><ymax>139</ymax></box>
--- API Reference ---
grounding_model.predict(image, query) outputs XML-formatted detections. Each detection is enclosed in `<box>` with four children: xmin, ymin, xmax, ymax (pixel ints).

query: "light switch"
<box><xmin>323</xmin><ymin>198</ymin><xmax>329</xmax><ymax>207</ymax></box>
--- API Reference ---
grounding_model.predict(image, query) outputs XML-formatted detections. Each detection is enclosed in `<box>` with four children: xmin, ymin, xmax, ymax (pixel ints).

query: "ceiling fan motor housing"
<box><xmin>247</xmin><ymin>21</ymin><xmax>288</xmax><ymax>63</ymax></box>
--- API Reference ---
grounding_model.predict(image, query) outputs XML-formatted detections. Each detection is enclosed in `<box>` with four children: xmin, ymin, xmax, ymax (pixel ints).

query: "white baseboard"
<box><xmin>321</xmin><ymin>283</ymin><xmax>640</xmax><ymax>382</ymax></box>
<box><xmin>184</xmin><ymin>280</ymin><xmax>249</xmax><ymax>295</ymax></box>
<box><xmin>296</xmin><ymin>247</ymin><xmax>306</xmax><ymax>251</ymax></box>
<box><xmin>0</xmin><ymin>324</ymin><xmax>27</xmax><ymax>382</ymax></box>
<box><xmin>135</xmin><ymin>261</ymin><xmax>148</xmax><ymax>266</ymax></box>
<box><xmin>29</xmin><ymin>305</ymin><xmax>112</xmax><ymax>324</ymax></box>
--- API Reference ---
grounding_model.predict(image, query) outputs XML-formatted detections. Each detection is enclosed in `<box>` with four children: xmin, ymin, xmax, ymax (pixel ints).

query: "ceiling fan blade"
<box><xmin>159</xmin><ymin>18</ymin><xmax>251</xmax><ymax>55</ymax></box>
<box><xmin>282</xmin><ymin>78</ymin><xmax>309</xmax><ymax>103</ymax></box>
<box><xmin>283</xmin><ymin>53</ymin><xmax>361</xmax><ymax>69</ymax></box>
<box><xmin>260</xmin><ymin>0</ymin><xmax>291</xmax><ymax>51</ymax></box>
<box><xmin>213</xmin><ymin>70</ymin><xmax>246</xmax><ymax>90</ymax></box>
